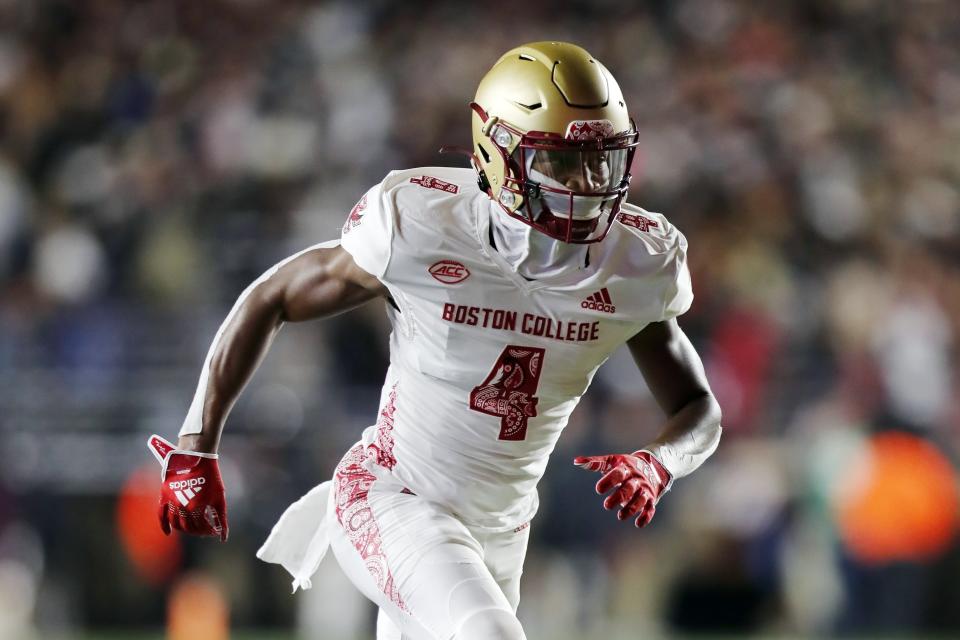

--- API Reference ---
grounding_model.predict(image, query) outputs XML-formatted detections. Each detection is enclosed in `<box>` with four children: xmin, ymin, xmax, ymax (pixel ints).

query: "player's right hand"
<box><xmin>147</xmin><ymin>434</ymin><xmax>229</xmax><ymax>541</ymax></box>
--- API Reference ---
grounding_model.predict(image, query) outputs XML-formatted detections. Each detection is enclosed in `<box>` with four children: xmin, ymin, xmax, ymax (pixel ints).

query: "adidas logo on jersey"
<box><xmin>582</xmin><ymin>288</ymin><xmax>616</xmax><ymax>313</ymax></box>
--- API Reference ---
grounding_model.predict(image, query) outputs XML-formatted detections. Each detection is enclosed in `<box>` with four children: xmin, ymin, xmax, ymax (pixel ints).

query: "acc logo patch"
<box><xmin>429</xmin><ymin>260</ymin><xmax>470</xmax><ymax>284</ymax></box>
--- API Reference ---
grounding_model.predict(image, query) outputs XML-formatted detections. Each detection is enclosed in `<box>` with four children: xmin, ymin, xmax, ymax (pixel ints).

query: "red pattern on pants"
<box><xmin>334</xmin><ymin>443</ymin><xmax>408</xmax><ymax>612</ymax></box>
<box><xmin>369</xmin><ymin>384</ymin><xmax>399</xmax><ymax>470</ymax></box>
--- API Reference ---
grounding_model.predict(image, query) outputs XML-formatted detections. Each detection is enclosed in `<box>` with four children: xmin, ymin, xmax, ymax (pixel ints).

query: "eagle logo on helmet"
<box><xmin>565</xmin><ymin>120</ymin><xmax>616</xmax><ymax>141</ymax></box>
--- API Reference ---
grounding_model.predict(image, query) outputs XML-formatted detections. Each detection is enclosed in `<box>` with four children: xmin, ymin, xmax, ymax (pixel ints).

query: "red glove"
<box><xmin>147</xmin><ymin>435</ymin><xmax>228</xmax><ymax>541</ymax></box>
<box><xmin>573</xmin><ymin>450</ymin><xmax>672</xmax><ymax>528</ymax></box>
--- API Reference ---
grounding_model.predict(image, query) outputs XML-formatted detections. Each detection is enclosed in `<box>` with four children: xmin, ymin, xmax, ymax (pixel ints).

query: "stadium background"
<box><xmin>2</xmin><ymin>0</ymin><xmax>960</xmax><ymax>638</ymax></box>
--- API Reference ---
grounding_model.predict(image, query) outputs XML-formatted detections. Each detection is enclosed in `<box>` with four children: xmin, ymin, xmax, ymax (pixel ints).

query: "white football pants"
<box><xmin>328</xmin><ymin>444</ymin><xmax>530</xmax><ymax>640</ymax></box>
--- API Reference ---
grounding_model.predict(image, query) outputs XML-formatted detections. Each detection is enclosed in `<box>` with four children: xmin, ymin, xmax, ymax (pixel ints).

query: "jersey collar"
<box><xmin>476</xmin><ymin>199</ymin><xmax>600</xmax><ymax>292</ymax></box>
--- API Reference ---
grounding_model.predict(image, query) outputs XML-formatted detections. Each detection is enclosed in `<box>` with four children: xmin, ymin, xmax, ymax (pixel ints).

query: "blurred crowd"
<box><xmin>1</xmin><ymin>0</ymin><xmax>959</xmax><ymax>637</ymax></box>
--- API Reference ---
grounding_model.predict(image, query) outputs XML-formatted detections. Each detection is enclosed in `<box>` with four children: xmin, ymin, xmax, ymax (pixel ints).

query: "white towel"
<box><xmin>256</xmin><ymin>480</ymin><xmax>333</xmax><ymax>593</ymax></box>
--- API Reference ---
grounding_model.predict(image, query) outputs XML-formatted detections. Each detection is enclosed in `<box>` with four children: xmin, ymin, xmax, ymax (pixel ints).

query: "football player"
<box><xmin>148</xmin><ymin>42</ymin><xmax>722</xmax><ymax>640</ymax></box>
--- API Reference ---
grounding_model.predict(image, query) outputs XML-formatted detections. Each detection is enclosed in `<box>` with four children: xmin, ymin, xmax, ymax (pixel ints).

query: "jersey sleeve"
<box><xmin>339</xmin><ymin>178</ymin><xmax>394</xmax><ymax>280</ymax></box>
<box><xmin>659</xmin><ymin>223</ymin><xmax>694</xmax><ymax>322</ymax></box>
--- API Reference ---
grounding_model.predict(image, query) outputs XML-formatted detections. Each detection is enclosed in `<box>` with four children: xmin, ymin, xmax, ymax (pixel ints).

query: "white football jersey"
<box><xmin>339</xmin><ymin>167</ymin><xmax>692</xmax><ymax>532</ymax></box>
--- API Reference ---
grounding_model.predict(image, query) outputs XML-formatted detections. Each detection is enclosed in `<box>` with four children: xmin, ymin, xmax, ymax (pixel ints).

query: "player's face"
<box><xmin>521</xmin><ymin>147</ymin><xmax>628</xmax><ymax>242</ymax></box>
<box><xmin>527</xmin><ymin>148</ymin><xmax>628</xmax><ymax>194</ymax></box>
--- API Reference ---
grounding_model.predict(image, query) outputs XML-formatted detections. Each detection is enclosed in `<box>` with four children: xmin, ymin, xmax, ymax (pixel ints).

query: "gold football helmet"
<box><xmin>471</xmin><ymin>41</ymin><xmax>638</xmax><ymax>243</ymax></box>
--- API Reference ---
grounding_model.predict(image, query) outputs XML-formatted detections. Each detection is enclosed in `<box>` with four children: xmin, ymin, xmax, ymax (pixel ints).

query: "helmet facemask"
<box><xmin>477</xmin><ymin>110</ymin><xmax>639</xmax><ymax>243</ymax></box>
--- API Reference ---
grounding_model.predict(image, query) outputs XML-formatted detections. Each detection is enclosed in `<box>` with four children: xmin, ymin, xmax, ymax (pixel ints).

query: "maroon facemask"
<box><xmin>472</xmin><ymin>102</ymin><xmax>640</xmax><ymax>243</ymax></box>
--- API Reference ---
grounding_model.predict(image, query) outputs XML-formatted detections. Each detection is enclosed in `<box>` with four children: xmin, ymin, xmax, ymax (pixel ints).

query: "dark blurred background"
<box><xmin>1</xmin><ymin>0</ymin><xmax>959</xmax><ymax>638</ymax></box>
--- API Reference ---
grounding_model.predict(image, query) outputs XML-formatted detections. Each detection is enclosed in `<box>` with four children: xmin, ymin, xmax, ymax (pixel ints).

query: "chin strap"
<box><xmin>439</xmin><ymin>146</ymin><xmax>491</xmax><ymax>193</ymax></box>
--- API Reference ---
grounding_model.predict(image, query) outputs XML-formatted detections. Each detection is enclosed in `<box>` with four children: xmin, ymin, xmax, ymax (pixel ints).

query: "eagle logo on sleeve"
<box><xmin>342</xmin><ymin>195</ymin><xmax>368</xmax><ymax>234</ymax></box>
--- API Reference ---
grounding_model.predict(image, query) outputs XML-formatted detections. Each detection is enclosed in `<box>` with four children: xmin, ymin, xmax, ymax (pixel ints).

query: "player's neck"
<box><xmin>489</xmin><ymin>207</ymin><xmax>589</xmax><ymax>281</ymax></box>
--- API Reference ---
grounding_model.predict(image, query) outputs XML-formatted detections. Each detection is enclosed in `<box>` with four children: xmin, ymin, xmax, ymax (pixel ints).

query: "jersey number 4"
<box><xmin>469</xmin><ymin>345</ymin><xmax>545</xmax><ymax>441</ymax></box>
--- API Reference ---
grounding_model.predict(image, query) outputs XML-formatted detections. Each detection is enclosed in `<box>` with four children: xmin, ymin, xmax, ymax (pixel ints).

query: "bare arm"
<box><xmin>627</xmin><ymin>318</ymin><xmax>722</xmax><ymax>480</ymax></box>
<box><xmin>177</xmin><ymin>244</ymin><xmax>387</xmax><ymax>454</ymax></box>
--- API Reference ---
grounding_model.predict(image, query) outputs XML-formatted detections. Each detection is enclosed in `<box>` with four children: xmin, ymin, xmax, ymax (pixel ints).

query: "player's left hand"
<box><xmin>573</xmin><ymin>450</ymin><xmax>671</xmax><ymax>528</ymax></box>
